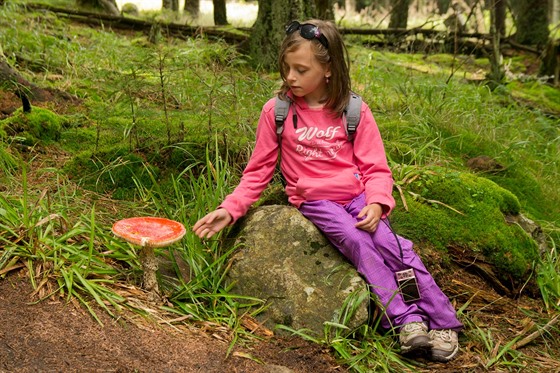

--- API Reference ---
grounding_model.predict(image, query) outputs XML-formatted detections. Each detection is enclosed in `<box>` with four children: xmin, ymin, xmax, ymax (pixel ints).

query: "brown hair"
<box><xmin>278</xmin><ymin>19</ymin><xmax>351</xmax><ymax>116</ymax></box>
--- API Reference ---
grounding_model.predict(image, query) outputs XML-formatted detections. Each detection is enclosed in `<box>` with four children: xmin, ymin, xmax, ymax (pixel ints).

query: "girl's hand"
<box><xmin>355</xmin><ymin>203</ymin><xmax>383</xmax><ymax>232</ymax></box>
<box><xmin>192</xmin><ymin>208</ymin><xmax>233</xmax><ymax>239</ymax></box>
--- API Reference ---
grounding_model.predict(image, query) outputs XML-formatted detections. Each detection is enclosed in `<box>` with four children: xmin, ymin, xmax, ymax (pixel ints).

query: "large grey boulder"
<box><xmin>227</xmin><ymin>205</ymin><xmax>370</xmax><ymax>336</ymax></box>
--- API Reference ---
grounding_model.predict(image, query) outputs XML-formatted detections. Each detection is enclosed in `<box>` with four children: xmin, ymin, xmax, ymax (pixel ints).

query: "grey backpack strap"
<box><xmin>274</xmin><ymin>96</ymin><xmax>291</xmax><ymax>145</ymax></box>
<box><xmin>345</xmin><ymin>92</ymin><xmax>362</xmax><ymax>141</ymax></box>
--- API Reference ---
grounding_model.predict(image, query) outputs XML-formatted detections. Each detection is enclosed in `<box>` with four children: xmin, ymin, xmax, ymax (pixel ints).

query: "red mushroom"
<box><xmin>112</xmin><ymin>217</ymin><xmax>186</xmax><ymax>301</ymax></box>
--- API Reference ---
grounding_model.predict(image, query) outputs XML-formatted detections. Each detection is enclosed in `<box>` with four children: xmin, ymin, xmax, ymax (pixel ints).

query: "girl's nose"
<box><xmin>287</xmin><ymin>70</ymin><xmax>296</xmax><ymax>82</ymax></box>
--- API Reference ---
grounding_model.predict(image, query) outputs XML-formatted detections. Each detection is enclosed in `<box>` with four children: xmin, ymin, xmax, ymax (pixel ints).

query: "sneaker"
<box><xmin>429</xmin><ymin>329</ymin><xmax>459</xmax><ymax>362</ymax></box>
<box><xmin>399</xmin><ymin>322</ymin><xmax>431</xmax><ymax>354</ymax></box>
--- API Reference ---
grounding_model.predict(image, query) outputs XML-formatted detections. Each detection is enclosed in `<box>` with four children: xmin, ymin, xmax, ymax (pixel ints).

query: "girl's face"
<box><xmin>283</xmin><ymin>42</ymin><xmax>331</xmax><ymax>107</ymax></box>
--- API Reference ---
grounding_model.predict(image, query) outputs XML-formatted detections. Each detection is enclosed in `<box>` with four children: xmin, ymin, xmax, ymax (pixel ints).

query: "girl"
<box><xmin>193</xmin><ymin>19</ymin><xmax>463</xmax><ymax>362</ymax></box>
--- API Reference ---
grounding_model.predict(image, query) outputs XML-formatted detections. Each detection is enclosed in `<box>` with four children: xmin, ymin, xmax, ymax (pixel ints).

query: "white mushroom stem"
<box><xmin>139</xmin><ymin>246</ymin><xmax>159</xmax><ymax>297</ymax></box>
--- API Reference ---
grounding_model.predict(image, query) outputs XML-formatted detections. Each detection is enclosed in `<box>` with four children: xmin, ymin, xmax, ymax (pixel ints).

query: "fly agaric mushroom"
<box><xmin>112</xmin><ymin>217</ymin><xmax>186</xmax><ymax>301</ymax></box>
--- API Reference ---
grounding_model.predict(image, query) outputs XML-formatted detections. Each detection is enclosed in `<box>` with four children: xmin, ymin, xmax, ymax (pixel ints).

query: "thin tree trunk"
<box><xmin>539</xmin><ymin>40</ymin><xmax>560</xmax><ymax>85</ymax></box>
<box><xmin>389</xmin><ymin>0</ymin><xmax>412</xmax><ymax>29</ymax></box>
<box><xmin>551</xmin><ymin>0</ymin><xmax>560</xmax><ymax>23</ymax></box>
<box><xmin>315</xmin><ymin>0</ymin><xmax>335</xmax><ymax>20</ymax></box>
<box><xmin>487</xmin><ymin>0</ymin><xmax>505</xmax><ymax>85</ymax></box>
<box><xmin>246</xmin><ymin>0</ymin><xmax>316</xmax><ymax>71</ymax></box>
<box><xmin>213</xmin><ymin>0</ymin><xmax>228</xmax><ymax>25</ymax></box>
<box><xmin>495</xmin><ymin>0</ymin><xmax>506</xmax><ymax>36</ymax></box>
<box><xmin>185</xmin><ymin>0</ymin><xmax>200</xmax><ymax>17</ymax></box>
<box><xmin>162</xmin><ymin>0</ymin><xmax>178</xmax><ymax>11</ymax></box>
<box><xmin>515</xmin><ymin>0</ymin><xmax>550</xmax><ymax>47</ymax></box>
<box><xmin>436</xmin><ymin>0</ymin><xmax>452</xmax><ymax>14</ymax></box>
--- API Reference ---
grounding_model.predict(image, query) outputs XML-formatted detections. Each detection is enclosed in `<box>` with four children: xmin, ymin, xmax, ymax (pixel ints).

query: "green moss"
<box><xmin>428</xmin><ymin>172</ymin><xmax>521</xmax><ymax>215</ymax></box>
<box><xmin>0</xmin><ymin>107</ymin><xmax>65</xmax><ymax>144</ymax></box>
<box><xmin>488</xmin><ymin>167</ymin><xmax>557</xmax><ymax>223</ymax></box>
<box><xmin>64</xmin><ymin>145</ymin><xmax>159</xmax><ymax>199</ymax></box>
<box><xmin>507</xmin><ymin>81</ymin><xmax>560</xmax><ymax>114</ymax></box>
<box><xmin>392</xmin><ymin>168</ymin><xmax>538</xmax><ymax>285</ymax></box>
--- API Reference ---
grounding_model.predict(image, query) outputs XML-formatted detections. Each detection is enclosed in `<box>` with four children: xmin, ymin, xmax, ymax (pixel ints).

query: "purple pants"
<box><xmin>299</xmin><ymin>193</ymin><xmax>463</xmax><ymax>331</ymax></box>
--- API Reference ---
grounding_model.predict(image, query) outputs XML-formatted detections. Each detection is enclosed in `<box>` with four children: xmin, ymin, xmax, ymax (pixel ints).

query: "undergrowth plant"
<box><xmin>537</xmin><ymin>238</ymin><xmax>560</xmax><ymax>311</ymax></box>
<box><xmin>0</xmin><ymin>166</ymin><xmax>139</xmax><ymax>324</ymax></box>
<box><xmin>276</xmin><ymin>288</ymin><xmax>416</xmax><ymax>372</ymax></box>
<box><xmin>131</xmin><ymin>141</ymin><xmax>265</xmax><ymax>348</ymax></box>
<box><xmin>352</xmin><ymin>48</ymin><xmax>560</xmax><ymax>226</ymax></box>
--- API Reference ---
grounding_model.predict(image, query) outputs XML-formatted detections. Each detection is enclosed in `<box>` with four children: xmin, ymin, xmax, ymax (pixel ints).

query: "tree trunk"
<box><xmin>389</xmin><ymin>0</ymin><xmax>412</xmax><ymax>29</ymax></box>
<box><xmin>436</xmin><ymin>0</ymin><xmax>452</xmax><ymax>14</ymax></box>
<box><xmin>315</xmin><ymin>0</ymin><xmax>335</xmax><ymax>20</ymax></box>
<box><xmin>495</xmin><ymin>0</ymin><xmax>506</xmax><ymax>36</ymax></box>
<box><xmin>487</xmin><ymin>0</ymin><xmax>505</xmax><ymax>86</ymax></box>
<box><xmin>245</xmin><ymin>0</ymin><xmax>317</xmax><ymax>71</ymax></box>
<box><xmin>162</xmin><ymin>0</ymin><xmax>179</xmax><ymax>11</ymax></box>
<box><xmin>514</xmin><ymin>0</ymin><xmax>550</xmax><ymax>48</ymax></box>
<box><xmin>185</xmin><ymin>0</ymin><xmax>200</xmax><ymax>17</ymax></box>
<box><xmin>76</xmin><ymin>0</ymin><xmax>120</xmax><ymax>16</ymax></box>
<box><xmin>551</xmin><ymin>0</ymin><xmax>560</xmax><ymax>24</ymax></box>
<box><xmin>539</xmin><ymin>40</ymin><xmax>560</xmax><ymax>86</ymax></box>
<box><xmin>354</xmin><ymin>0</ymin><xmax>372</xmax><ymax>12</ymax></box>
<box><xmin>213</xmin><ymin>0</ymin><xmax>228</xmax><ymax>25</ymax></box>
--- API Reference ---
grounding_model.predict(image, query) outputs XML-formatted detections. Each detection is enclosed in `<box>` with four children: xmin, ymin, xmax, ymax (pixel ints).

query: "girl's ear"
<box><xmin>325</xmin><ymin>63</ymin><xmax>332</xmax><ymax>79</ymax></box>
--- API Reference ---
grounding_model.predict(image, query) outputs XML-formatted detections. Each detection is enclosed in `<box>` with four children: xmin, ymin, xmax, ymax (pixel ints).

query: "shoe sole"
<box><xmin>431</xmin><ymin>345</ymin><xmax>459</xmax><ymax>362</ymax></box>
<box><xmin>400</xmin><ymin>339</ymin><xmax>432</xmax><ymax>355</ymax></box>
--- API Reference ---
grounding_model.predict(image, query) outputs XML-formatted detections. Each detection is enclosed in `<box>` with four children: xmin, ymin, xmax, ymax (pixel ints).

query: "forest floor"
<box><xmin>1</xmin><ymin>83</ymin><xmax>559</xmax><ymax>372</ymax></box>
<box><xmin>0</xmin><ymin>273</ymin><xmax>345</xmax><ymax>373</ymax></box>
<box><xmin>1</xmin><ymin>249</ymin><xmax>559</xmax><ymax>372</ymax></box>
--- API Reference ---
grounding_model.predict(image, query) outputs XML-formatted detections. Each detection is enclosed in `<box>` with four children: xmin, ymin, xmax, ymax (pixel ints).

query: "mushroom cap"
<box><xmin>112</xmin><ymin>217</ymin><xmax>186</xmax><ymax>248</ymax></box>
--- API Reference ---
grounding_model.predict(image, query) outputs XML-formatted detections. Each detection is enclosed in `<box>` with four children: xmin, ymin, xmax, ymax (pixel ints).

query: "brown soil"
<box><xmin>2</xmin><ymin>257</ymin><xmax>559</xmax><ymax>373</ymax></box>
<box><xmin>0</xmin><ymin>273</ymin><xmax>344</xmax><ymax>373</ymax></box>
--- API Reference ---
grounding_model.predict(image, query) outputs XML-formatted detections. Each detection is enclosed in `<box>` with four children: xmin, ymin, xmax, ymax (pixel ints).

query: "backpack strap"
<box><xmin>274</xmin><ymin>96</ymin><xmax>291</xmax><ymax>145</ymax></box>
<box><xmin>345</xmin><ymin>92</ymin><xmax>362</xmax><ymax>141</ymax></box>
<box><xmin>275</xmin><ymin>93</ymin><xmax>362</xmax><ymax>143</ymax></box>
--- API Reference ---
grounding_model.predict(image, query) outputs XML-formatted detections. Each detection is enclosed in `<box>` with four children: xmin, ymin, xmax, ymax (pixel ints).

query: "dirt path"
<box><xmin>0</xmin><ymin>273</ymin><xmax>344</xmax><ymax>373</ymax></box>
<box><xmin>2</xmin><ymin>245</ymin><xmax>560</xmax><ymax>372</ymax></box>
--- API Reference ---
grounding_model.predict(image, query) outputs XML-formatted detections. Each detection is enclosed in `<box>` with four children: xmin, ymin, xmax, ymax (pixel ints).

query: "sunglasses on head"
<box><xmin>285</xmin><ymin>21</ymin><xmax>329</xmax><ymax>49</ymax></box>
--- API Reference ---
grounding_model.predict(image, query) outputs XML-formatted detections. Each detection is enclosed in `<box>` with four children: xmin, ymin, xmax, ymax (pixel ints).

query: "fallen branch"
<box><xmin>511</xmin><ymin>313</ymin><xmax>560</xmax><ymax>350</ymax></box>
<box><xmin>23</xmin><ymin>2</ymin><xmax>539</xmax><ymax>56</ymax></box>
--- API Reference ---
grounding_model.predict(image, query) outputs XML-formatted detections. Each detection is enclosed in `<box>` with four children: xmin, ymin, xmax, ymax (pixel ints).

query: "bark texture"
<box><xmin>514</xmin><ymin>0</ymin><xmax>550</xmax><ymax>47</ymax></box>
<box><xmin>245</xmin><ymin>0</ymin><xmax>317</xmax><ymax>71</ymax></box>
<box><xmin>213</xmin><ymin>0</ymin><xmax>228</xmax><ymax>25</ymax></box>
<box><xmin>389</xmin><ymin>0</ymin><xmax>412</xmax><ymax>29</ymax></box>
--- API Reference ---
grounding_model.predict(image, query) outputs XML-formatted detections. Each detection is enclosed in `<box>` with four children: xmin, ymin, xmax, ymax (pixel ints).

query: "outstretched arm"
<box><xmin>192</xmin><ymin>208</ymin><xmax>233</xmax><ymax>239</ymax></box>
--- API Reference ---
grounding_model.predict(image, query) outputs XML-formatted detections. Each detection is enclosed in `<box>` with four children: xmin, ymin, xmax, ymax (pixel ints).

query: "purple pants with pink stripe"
<box><xmin>299</xmin><ymin>193</ymin><xmax>463</xmax><ymax>332</ymax></box>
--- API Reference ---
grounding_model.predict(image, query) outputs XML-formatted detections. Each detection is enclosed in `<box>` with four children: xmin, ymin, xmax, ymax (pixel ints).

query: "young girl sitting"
<box><xmin>193</xmin><ymin>19</ymin><xmax>463</xmax><ymax>362</ymax></box>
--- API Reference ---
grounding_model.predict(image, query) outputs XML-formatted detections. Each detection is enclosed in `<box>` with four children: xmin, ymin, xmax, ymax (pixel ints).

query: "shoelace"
<box><xmin>403</xmin><ymin>323</ymin><xmax>426</xmax><ymax>333</ymax></box>
<box><xmin>431</xmin><ymin>329</ymin><xmax>453</xmax><ymax>341</ymax></box>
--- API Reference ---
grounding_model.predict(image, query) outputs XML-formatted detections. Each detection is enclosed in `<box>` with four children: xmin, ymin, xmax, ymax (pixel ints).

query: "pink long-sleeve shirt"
<box><xmin>219</xmin><ymin>95</ymin><xmax>395</xmax><ymax>223</ymax></box>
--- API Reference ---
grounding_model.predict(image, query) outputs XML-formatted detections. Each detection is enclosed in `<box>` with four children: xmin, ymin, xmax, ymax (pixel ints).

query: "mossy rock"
<box><xmin>391</xmin><ymin>167</ymin><xmax>539</xmax><ymax>291</ymax></box>
<box><xmin>0</xmin><ymin>107</ymin><xmax>64</xmax><ymax>145</ymax></box>
<box><xmin>121</xmin><ymin>3</ymin><xmax>139</xmax><ymax>16</ymax></box>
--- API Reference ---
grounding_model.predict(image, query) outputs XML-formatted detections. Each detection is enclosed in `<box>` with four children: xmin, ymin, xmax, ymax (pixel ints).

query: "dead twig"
<box><xmin>408</xmin><ymin>191</ymin><xmax>465</xmax><ymax>216</ymax></box>
<box><xmin>511</xmin><ymin>313</ymin><xmax>560</xmax><ymax>350</ymax></box>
